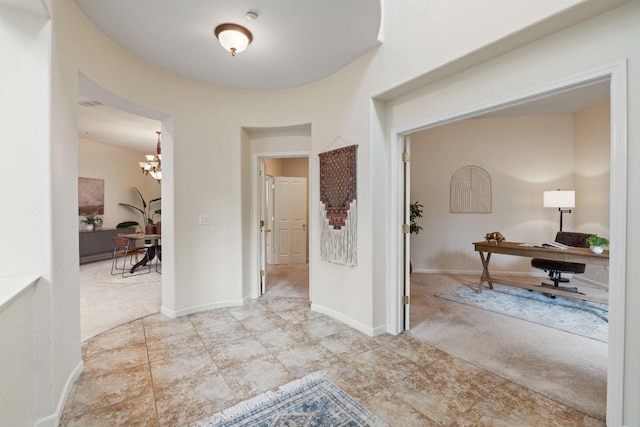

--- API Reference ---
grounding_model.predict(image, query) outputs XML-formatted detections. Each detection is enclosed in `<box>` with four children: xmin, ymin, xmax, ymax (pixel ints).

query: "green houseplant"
<box><xmin>410</xmin><ymin>201</ymin><xmax>424</xmax><ymax>235</ymax></box>
<box><xmin>586</xmin><ymin>234</ymin><xmax>609</xmax><ymax>254</ymax></box>
<box><xmin>117</xmin><ymin>187</ymin><xmax>161</xmax><ymax>233</ymax></box>
<box><xmin>409</xmin><ymin>201</ymin><xmax>424</xmax><ymax>274</ymax></box>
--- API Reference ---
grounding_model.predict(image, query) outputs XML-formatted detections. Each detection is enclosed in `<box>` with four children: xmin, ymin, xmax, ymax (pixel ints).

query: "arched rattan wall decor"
<box><xmin>450</xmin><ymin>165</ymin><xmax>492</xmax><ymax>213</ymax></box>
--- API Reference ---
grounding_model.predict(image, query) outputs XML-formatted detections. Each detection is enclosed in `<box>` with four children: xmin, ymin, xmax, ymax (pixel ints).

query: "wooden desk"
<box><xmin>119</xmin><ymin>233</ymin><xmax>161</xmax><ymax>273</ymax></box>
<box><xmin>473</xmin><ymin>241</ymin><xmax>609</xmax><ymax>304</ymax></box>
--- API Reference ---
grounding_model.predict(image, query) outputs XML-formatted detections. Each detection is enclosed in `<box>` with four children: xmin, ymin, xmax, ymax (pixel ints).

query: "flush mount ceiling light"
<box><xmin>214</xmin><ymin>23</ymin><xmax>253</xmax><ymax>57</ymax></box>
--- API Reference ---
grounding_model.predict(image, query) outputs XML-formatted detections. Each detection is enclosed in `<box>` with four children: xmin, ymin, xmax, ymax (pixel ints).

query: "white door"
<box><xmin>273</xmin><ymin>177</ymin><xmax>307</xmax><ymax>264</ymax></box>
<box><xmin>403</xmin><ymin>136</ymin><xmax>411</xmax><ymax>330</ymax></box>
<box><xmin>266</xmin><ymin>176</ymin><xmax>275</xmax><ymax>265</ymax></box>
<box><xmin>259</xmin><ymin>162</ymin><xmax>269</xmax><ymax>295</ymax></box>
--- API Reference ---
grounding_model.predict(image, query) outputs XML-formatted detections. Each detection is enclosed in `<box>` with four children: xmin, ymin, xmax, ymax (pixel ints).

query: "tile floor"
<box><xmin>60</xmin><ymin>295</ymin><xmax>604</xmax><ymax>426</ymax></box>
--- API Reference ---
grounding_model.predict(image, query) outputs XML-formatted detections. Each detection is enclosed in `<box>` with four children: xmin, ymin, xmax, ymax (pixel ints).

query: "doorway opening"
<box><xmin>77</xmin><ymin>74</ymin><xmax>167</xmax><ymax>341</ymax></box>
<box><xmin>389</xmin><ymin>61</ymin><xmax>626</xmax><ymax>425</ymax></box>
<box><xmin>259</xmin><ymin>157</ymin><xmax>310</xmax><ymax>300</ymax></box>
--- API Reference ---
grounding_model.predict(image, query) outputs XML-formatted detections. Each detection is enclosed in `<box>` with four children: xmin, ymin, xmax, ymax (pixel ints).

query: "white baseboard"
<box><xmin>311</xmin><ymin>303</ymin><xmax>386</xmax><ymax>337</ymax></box>
<box><xmin>412</xmin><ymin>268</ymin><xmax>548</xmax><ymax>277</ymax></box>
<box><xmin>36</xmin><ymin>359</ymin><xmax>84</xmax><ymax>427</ymax></box>
<box><xmin>161</xmin><ymin>299</ymin><xmax>244</xmax><ymax>318</ymax></box>
<box><xmin>413</xmin><ymin>268</ymin><xmax>608</xmax><ymax>288</ymax></box>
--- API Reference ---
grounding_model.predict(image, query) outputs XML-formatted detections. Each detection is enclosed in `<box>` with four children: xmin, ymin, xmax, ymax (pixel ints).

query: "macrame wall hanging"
<box><xmin>450</xmin><ymin>165</ymin><xmax>492</xmax><ymax>213</ymax></box>
<box><xmin>319</xmin><ymin>143</ymin><xmax>358</xmax><ymax>266</ymax></box>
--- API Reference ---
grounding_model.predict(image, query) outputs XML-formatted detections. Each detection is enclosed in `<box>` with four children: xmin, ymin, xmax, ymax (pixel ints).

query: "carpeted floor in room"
<box><xmin>63</xmin><ymin>261</ymin><xmax>606</xmax><ymax>426</ymax></box>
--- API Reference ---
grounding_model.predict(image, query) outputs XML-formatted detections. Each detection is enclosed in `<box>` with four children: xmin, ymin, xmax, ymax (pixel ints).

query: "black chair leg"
<box><xmin>541</xmin><ymin>271</ymin><xmax>582</xmax><ymax>297</ymax></box>
<box><xmin>550</xmin><ymin>270</ymin><xmax>570</xmax><ymax>283</ymax></box>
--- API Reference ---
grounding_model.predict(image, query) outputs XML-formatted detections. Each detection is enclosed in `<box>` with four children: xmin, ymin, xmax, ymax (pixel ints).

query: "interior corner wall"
<box><xmin>78</xmin><ymin>139</ymin><xmax>161</xmax><ymax>230</ymax></box>
<box><xmin>573</xmin><ymin>97</ymin><xmax>611</xmax><ymax>234</ymax></box>
<box><xmin>409</xmin><ymin>115</ymin><xmax>574</xmax><ymax>273</ymax></box>
<box><xmin>573</xmin><ymin>97</ymin><xmax>611</xmax><ymax>285</ymax></box>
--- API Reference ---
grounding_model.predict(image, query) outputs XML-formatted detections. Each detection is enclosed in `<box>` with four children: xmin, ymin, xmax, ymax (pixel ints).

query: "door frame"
<box><xmin>387</xmin><ymin>60</ymin><xmax>627</xmax><ymax>426</ymax></box>
<box><xmin>251</xmin><ymin>151</ymin><xmax>311</xmax><ymax>299</ymax></box>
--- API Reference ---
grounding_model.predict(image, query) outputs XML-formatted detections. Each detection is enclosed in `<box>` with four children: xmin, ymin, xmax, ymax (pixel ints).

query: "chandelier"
<box><xmin>139</xmin><ymin>131</ymin><xmax>162</xmax><ymax>182</ymax></box>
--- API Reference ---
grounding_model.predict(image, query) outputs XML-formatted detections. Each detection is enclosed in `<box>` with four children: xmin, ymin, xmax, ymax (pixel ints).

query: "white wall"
<box><xmin>78</xmin><ymin>138</ymin><xmax>161</xmax><ymax>230</ymax></box>
<box><xmin>6</xmin><ymin>0</ymin><xmax>637</xmax><ymax>424</ymax></box>
<box><xmin>53</xmin><ymin>0</ymin><xmax>626</xmax><ymax>333</ymax></box>
<box><xmin>384</xmin><ymin>3</ymin><xmax>639</xmax><ymax>423</ymax></box>
<box><xmin>0</xmin><ymin>1</ymin><xmax>82</xmax><ymax>426</ymax></box>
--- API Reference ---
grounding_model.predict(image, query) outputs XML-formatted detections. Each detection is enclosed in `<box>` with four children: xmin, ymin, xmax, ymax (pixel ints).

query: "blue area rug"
<box><xmin>202</xmin><ymin>372</ymin><xmax>388</xmax><ymax>426</ymax></box>
<box><xmin>437</xmin><ymin>284</ymin><xmax>608</xmax><ymax>342</ymax></box>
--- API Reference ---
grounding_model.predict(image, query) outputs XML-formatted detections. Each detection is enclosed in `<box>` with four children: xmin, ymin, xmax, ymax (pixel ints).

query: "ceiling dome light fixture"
<box><xmin>214</xmin><ymin>23</ymin><xmax>253</xmax><ymax>57</ymax></box>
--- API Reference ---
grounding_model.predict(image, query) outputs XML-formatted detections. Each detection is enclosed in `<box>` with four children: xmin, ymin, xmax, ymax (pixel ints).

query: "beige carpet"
<box><xmin>80</xmin><ymin>259</ymin><xmax>161</xmax><ymax>342</ymax></box>
<box><xmin>409</xmin><ymin>273</ymin><xmax>607</xmax><ymax>421</ymax></box>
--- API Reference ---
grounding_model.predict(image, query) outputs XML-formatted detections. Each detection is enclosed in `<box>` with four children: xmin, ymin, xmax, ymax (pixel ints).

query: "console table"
<box><xmin>473</xmin><ymin>241</ymin><xmax>609</xmax><ymax>304</ymax></box>
<box><xmin>79</xmin><ymin>227</ymin><xmax>135</xmax><ymax>264</ymax></box>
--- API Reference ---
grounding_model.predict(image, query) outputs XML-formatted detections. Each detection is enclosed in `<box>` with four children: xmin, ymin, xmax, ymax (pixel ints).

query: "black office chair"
<box><xmin>531</xmin><ymin>231</ymin><xmax>591</xmax><ymax>296</ymax></box>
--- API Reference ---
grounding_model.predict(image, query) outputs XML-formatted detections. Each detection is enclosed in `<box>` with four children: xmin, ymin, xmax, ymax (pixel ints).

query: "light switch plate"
<box><xmin>199</xmin><ymin>215</ymin><xmax>210</xmax><ymax>225</ymax></box>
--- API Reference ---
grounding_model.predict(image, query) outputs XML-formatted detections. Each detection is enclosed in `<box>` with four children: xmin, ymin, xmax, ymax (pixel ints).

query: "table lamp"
<box><xmin>543</xmin><ymin>190</ymin><xmax>575</xmax><ymax>231</ymax></box>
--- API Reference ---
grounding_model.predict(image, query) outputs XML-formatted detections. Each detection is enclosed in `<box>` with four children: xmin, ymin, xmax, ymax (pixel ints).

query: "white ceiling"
<box><xmin>74</xmin><ymin>1</ymin><xmax>610</xmax><ymax>151</ymax></box>
<box><xmin>73</xmin><ymin>0</ymin><xmax>383</xmax><ymax>91</ymax></box>
<box><xmin>77</xmin><ymin>96</ymin><xmax>162</xmax><ymax>153</ymax></box>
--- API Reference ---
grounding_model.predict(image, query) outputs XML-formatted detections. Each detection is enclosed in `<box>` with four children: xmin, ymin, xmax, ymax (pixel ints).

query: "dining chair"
<box><xmin>110</xmin><ymin>235</ymin><xmax>150</xmax><ymax>276</ymax></box>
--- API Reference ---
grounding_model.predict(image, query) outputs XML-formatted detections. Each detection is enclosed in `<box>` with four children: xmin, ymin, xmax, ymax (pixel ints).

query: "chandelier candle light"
<box><xmin>139</xmin><ymin>131</ymin><xmax>162</xmax><ymax>182</ymax></box>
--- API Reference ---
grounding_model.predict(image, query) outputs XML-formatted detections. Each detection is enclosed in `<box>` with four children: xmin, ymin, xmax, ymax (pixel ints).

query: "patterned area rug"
<box><xmin>436</xmin><ymin>284</ymin><xmax>608</xmax><ymax>342</ymax></box>
<box><xmin>201</xmin><ymin>372</ymin><xmax>387</xmax><ymax>427</ymax></box>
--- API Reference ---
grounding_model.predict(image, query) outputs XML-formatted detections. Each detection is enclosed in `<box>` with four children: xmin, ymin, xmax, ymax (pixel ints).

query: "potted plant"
<box><xmin>410</xmin><ymin>201</ymin><xmax>424</xmax><ymax>235</ymax></box>
<box><xmin>586</xmin><ymin>234</ymin><xmax>609</xmax><ymax>254</ymax></box>
<box><xmin>409</xmin><ymin>201</ymin><xmax>424</xmax><ymax>273</ymax></box>
<box><xmin>117</xmin><ymin>187</ymin><xmax>161</xmax><ymax>234</ymax></box>
<box><xmin>81</xmin><ymin>211</ymin><xmax>102</xmax><ymax>231</ymax></box>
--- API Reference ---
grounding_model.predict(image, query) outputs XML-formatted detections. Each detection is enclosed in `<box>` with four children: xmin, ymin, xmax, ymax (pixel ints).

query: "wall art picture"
<box><xmin>78</xmin><ymin>177</ymin><xmax>105</xmax><ymax>215</ymax></box>
<box><xmin>450</xmin><ymin>165</ymin><xmax>492</xmax><ymax>213</ymax></box>
<box><xmin>319</xmin><ymin>144</ymin><xmax>358</xmax><ymax>266</ymax></box>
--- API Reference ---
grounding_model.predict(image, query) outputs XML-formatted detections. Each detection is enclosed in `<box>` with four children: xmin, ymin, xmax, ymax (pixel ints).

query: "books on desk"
<box><xmin>519</xmin><ymin>242</ymin><xmax>569</xmax><ymax>250</ymax></box>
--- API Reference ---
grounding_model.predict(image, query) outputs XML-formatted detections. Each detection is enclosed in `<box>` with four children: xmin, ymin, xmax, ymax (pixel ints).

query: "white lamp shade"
<box><xmin>215</xmin><ymin>24</ymin><xmax>252</xmax><ymax>55</ymax></box>
<box><xmin>543</xmin><ymin>190</ymin><xmax>575</xmax><ymax>208</ymax></box>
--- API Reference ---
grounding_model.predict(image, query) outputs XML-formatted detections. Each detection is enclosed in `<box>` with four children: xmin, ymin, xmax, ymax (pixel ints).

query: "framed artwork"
<box><xmin>450</xmin><ymin>165</ymin><xmax>492</xmax><ymax>213</ymax></box>
<box><xmin>78</xmin><ymin>177</ymin><xmax>104</xmax><ymax>215</ymax></box>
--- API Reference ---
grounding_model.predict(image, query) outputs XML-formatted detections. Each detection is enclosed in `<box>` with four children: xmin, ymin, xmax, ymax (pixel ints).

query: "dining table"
<box><xmin>118</xmin><ymin>233</ymin><xmax>161</xmax><ymax>273</ymax></box>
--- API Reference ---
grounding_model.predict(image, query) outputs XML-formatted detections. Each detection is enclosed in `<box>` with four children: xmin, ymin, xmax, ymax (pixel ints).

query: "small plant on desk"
<box><xmin>586</xmin><ymin>234</ymin><xmax>609</xmax><ymax>254</ymax></box>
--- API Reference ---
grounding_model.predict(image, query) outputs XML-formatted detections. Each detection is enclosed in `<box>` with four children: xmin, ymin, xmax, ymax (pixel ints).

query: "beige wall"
<box><xmin>409</xmin><ymin>101</ymin><xmax>610</xmax><ymax>285</ymax></box>
<box><xmin>410</xmin><ymin>114</ymin><xmax>576</xmax><ymax>272</ymax></box>
<box><xmin>265</xmin><ymin>157</ymin><xmax>309</xmax><ymax>178</ymax></box>
<box><xmin>574</xmin><ymin>97</ymin><xmax>611</xmax><ymax>284</ymax></box>
<box><xmin>78</xmin><ymin>139</ymin><xmax>161</xmax><ymax>230</ymax></box>
<box><xmin>574</xmin><ymin>97</ymin><xmax>610</xmax><ymax>234</ymax></box>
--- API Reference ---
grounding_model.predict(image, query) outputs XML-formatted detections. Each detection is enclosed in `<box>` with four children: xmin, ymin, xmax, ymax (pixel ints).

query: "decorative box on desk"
<box><xmin>79</xmin><ymin>227</ymin><xmax>135</xmax><ymax>264</ymax></box>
